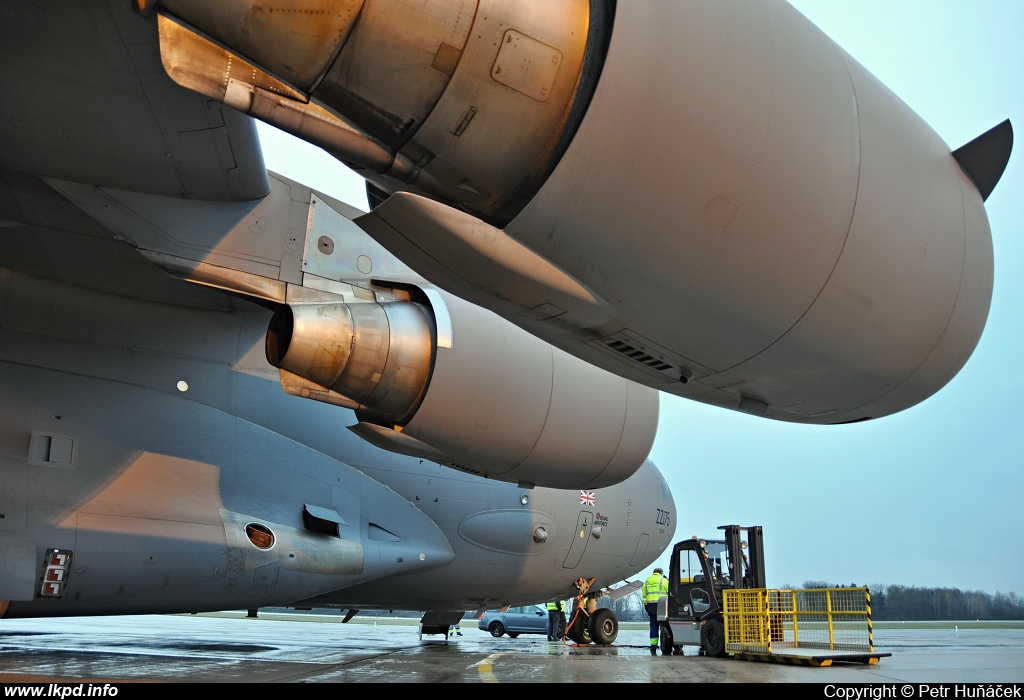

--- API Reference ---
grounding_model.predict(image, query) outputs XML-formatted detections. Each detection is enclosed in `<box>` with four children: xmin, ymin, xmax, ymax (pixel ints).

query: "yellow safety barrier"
<box><xmin>723</xmin><ymin>587</ymin><xmax>875</xmax><ymax>655</ymax></box>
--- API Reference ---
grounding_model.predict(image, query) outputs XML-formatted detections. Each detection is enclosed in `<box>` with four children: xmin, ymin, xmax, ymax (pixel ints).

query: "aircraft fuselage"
<box><xmin>0</xmin><ymin>269</ymin><xmax>675</xmax><ymax>618</ymax></box>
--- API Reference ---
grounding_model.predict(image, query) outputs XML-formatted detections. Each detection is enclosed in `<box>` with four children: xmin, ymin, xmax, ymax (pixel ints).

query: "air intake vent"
<box><xmin>596</xmin><ymin>337</ymin><xmax>692</xmax><ymax>383</ymax></box>
<box><xmin>604</xmin><ymin>340</ymin><xmax>674</xmax><ymax>372</ymax></box>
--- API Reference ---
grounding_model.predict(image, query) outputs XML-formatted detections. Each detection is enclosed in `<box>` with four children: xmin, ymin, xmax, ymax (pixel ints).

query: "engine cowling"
<box><xmin>155</xmin><ymin>0</ymin><xmax>606</xmax><ymax>225</ymax></box>
<box><xmin>158</xmin><ymin>1</ymin><xmax>1004</xmax><ymax>424</ymax></box>
<box><xmin>266</xmin><ymin>287</ymin><xmax>658</xmax><ymax>489</ymax></box>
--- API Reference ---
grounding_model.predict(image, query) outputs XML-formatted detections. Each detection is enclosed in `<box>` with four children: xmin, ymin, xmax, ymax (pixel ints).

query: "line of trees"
<box><xmin>598</xmin><ymin>584</ymin><xmax>1024</xmax><ymax>621</ymax></box>
<box><xmin>597</xmin><ymin>590</ymin><xmax>648</xmax><ymax>621</ymax></box>
<box><xmin>867</xmin><ymin>584</ymin><xmax>1024</xmax><ymax>621</ymax></box>
<box><xmin>795</xmin><ymin>582</ymin><xmax>1024</xmax><ymax>621</ymax></box>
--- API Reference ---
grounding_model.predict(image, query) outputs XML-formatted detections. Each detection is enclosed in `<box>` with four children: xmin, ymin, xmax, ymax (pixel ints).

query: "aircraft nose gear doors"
<box><xmin>562</xmin><ymin>511</ymin><xmax>593</xmax><ymax>568</ymax></box>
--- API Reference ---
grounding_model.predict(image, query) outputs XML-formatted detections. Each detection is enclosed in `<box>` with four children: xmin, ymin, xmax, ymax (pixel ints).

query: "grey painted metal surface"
<box><xmin>0</xmin><ymin>263</ymin><xmax>674</xmax><ymax>616</ymax></box>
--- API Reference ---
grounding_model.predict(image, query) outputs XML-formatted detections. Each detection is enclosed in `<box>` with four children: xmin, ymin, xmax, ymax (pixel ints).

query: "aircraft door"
<box><xmin>629</xmin><ymin>534</ymin><xmax>650</xmax><ymax>567</ymax></box>
<box><xmin>562</xmin><ymin>511</ymin><xmax>593</xmax><ymax>568</ymax></box>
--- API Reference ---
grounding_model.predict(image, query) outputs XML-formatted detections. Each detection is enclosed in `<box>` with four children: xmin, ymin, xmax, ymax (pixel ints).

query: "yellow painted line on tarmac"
<box><xmin>475</xmin><ymin>652</ymin><xmax>504</xmax><ymax>683</ymax></box>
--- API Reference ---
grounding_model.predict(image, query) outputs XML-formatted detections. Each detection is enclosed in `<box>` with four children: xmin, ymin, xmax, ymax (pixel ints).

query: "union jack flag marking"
<box><xmin>580</xmin><ymin>490</ymin><xmax>595</xmax><ymax>506</ymax></box>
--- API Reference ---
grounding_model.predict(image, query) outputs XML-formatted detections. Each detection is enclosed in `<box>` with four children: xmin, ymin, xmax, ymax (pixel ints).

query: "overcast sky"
<box><xmin>255</xmin><ymin>1</ymin><xmax>1023</xmax><ymax>595</ymax></box>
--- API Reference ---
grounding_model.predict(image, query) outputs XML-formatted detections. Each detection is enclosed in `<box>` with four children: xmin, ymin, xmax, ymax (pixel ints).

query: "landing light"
<box><xmin>245</xmin><ymin>523</ymin><xmax>275</xmax><ymax>549</ymax></box>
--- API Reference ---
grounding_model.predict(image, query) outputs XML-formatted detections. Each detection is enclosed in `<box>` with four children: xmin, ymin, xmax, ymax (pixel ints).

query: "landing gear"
<box><xmin>559</xmin><ymin>575</ymin><xmax>625</xmax><ymax>646</ymax></box>
<box><xmin>587</xmin><ymin>608</ymin><xmax>618</xmax><ymax>645</ymax></box>
<box><xmin>567</xmin><ymin>608</ymin><xmax>620</xmax><ymax>645</ymax></box>
<box><xmin>566</xmin><ymin>609</ymin><xmax>591</xmax><ymax>644</ymax></box>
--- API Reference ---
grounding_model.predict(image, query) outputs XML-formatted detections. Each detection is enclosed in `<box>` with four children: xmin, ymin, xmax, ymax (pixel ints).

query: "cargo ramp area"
<box><xmin>722</xmin><ymin>586</ymin><xmax>890</xmax><ymax>666</ymax></box>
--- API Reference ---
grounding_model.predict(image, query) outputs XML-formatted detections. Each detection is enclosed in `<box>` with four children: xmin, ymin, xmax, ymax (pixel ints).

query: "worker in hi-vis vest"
<box><xmin>643</xmin><ymin>567</ymin><xmax>669</xmax><ymax>655</ymax></box>
<box><xmin>545</xmin><ymin>600</ymin><xmax>564</xmax><ymax>641</ymax></box>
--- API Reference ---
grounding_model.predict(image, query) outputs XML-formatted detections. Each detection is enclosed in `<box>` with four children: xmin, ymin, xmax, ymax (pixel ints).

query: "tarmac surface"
<box><xmin>0</xmin><ymin>613</ymin><xmax>1022</xmax><ymax>683</ymax></box>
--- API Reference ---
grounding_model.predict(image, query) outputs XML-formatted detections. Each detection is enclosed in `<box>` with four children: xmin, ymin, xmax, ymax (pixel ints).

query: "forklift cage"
<box><xmin>722</xmin><ymin>587</ymin><xmax>876</xmax><ymax>655</ymax></box>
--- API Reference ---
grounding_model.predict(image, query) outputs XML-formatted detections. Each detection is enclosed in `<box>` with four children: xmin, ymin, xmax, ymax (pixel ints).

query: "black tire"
<box><xmin>566</xmin><ymin>613</ymin><xmax>591</xmax><ymax>644</ymax></box>
<box><xmin>587</xmin><ymin>609</ymin><xmax>618</xmax><ymax>645</ymax></box>
<box><xmin>489</xmin><ymin>621</ymin><xmax>505</xmax><ymax>638</ymax></box>
<box><xmin>507</xmin><ymin>632</ymin><xmax>519</xmax><ymax>639</ymax></box>
<box><xmin>660</xmin><ymin>624</ymin><xmax>674</xmax><ymax>655</ymax></box>
<box><xmin>701</xmin><ymin>616</ymin><xmax>726</xmax><ymax>657</ymax></box>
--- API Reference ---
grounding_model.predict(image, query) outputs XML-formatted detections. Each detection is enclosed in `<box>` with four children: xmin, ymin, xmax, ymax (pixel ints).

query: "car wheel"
<box><xmin>508</xmin><ymin>632</ymin><xmax>519</xmax><ymax>639</ymax></box>
<box><xmin>701</xmin><ymin>616</ymin><xmax>726</xmax><ymax>657</ymax></box>
<box><xmin>587</xmin><ymin>609</ymin><xmax>618</xmax><ymax>645</ymax></box>
<box><xmin>489</xmin><ymin>621</ymin><xmax>505</xmax><ymax>638</ymax></box>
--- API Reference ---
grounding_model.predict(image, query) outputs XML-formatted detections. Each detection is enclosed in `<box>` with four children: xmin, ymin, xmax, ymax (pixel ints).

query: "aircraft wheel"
<box><xmin>701</xmin><ymin>617</ymin><xmax>726</xmax><ymax>657</ymax></box>
<box><xmin>508</xmin><ymin>632</ymin><xmax>519</xmax><ymax>638</ymax></box>
<box><xmin>587</xmin><ymin>609</ymin><xmax>618</xmax><ymax>645</ymax></box>
<box><xmin>489</xmin><ymin>621</ymin><xmax>505</xmax><ymax>638</ymax></box>
<box><xmin>566</xmin><ymin>613</ymin><xmax>591</xmax><ymax>644</ymax></box>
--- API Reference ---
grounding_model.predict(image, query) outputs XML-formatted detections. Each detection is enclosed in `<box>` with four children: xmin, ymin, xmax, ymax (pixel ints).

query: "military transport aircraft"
<box><xmin>0</xmin><ymin>0</ymin><xmax>1010</xmax><ymax>632</ymax></box>
<box><xmin>0</xmin><ymin>1</ymin><xmax>676</xmax><ymax>631</ymax></box>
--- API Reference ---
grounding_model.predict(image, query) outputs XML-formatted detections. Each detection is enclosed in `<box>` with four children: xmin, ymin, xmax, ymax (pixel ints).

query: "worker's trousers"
<box><xmin>645</xmin><ymin>603</ymin><xmax>660</xmax><ymax>647</ymax></box>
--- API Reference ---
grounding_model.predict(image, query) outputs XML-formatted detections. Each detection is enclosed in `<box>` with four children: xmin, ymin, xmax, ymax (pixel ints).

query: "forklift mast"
<box><xmin>720</xmin><ymin>525</ymin><xmax>766</xmax><ymax>589</ymax></box>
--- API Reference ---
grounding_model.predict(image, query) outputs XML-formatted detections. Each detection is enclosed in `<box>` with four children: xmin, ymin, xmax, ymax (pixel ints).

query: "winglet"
<box><xmin>952</xmin><ymin>119</ymin><xmax>1013</xmax><ymax>201</ymax></box>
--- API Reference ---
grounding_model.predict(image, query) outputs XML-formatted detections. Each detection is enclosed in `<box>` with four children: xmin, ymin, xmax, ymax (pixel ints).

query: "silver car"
<box><xmin>478</xmin><ymin>605</ymin><xmax>550</xmax><ymax>638</ymax></box>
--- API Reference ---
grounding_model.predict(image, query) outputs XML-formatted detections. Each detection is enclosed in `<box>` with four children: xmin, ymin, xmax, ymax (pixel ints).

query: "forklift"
<box><xmin>659</xmin><ymin>525</ymin><xmax>888</xmax><ymax>665</ymax></box>
<box><xmin>660</xmin><ymin>525</ymin><xmax>765</xmax><ymax>657</ymax></box>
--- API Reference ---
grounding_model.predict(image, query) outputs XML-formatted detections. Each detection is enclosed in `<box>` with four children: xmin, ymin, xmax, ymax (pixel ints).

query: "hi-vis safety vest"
<box><xmin>643</xmin><ymin>573</ymin><xmax>668</xmax><ymax>603</ymax></box>
<box><xmin>546</xmin><ymin>601</ymin><xmax>562</xmax><ymax>611</ymax></box>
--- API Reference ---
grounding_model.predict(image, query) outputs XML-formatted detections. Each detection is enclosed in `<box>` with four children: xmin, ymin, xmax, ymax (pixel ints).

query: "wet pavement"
<box><xmin>0</xmin><ymin>613</ymin><xmax>1022</xmax><ymax>683</ymax></box>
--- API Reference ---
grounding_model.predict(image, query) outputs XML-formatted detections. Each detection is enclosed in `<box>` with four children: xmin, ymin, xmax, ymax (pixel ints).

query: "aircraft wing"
<box><xmin>0</xmin><ymin>1</ymin><xmax>268</xmax><ymax>203</ymax></box>
<box><xmin>0</xmin><ymin>1</ymin><xmax>273</xmax><ymax>308</ymax></box>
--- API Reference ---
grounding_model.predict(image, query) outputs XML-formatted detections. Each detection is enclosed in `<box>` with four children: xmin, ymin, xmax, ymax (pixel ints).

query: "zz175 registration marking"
<box><xmin>656</xmin><ymin>509</ymin><xmax>671</xmax><ymax>526</ymax></box>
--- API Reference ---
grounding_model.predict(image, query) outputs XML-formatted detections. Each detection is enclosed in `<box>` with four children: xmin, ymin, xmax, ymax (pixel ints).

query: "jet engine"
<box><xmin>266</xmin><ymin>287</ymin><xmax>658</xmax><ymax>489</ymax></box>
<box><xmin>152</xmin><ymin>0</ymin><xmax>603</xmax><ymax>224</ymax></box>
<box><xmin>156</xmin><ymin>0</ymin><xmax>1010</xmax><ymax>425</ymax></box>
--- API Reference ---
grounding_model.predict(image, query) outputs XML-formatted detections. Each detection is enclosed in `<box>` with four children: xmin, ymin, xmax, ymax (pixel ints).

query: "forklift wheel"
<box><xmin>701</xmin><ymin>617</ymin><xmax>726</xmax><ymax>657</ymax></box>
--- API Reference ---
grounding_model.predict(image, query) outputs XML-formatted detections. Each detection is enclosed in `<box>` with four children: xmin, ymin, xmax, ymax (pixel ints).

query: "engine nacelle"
<box><xmin>266</xmin><ymin>288</ymin><xmax>658</xmax><ymax>489</ymax></box>
<box><xmin>155</xmin><ymin>0</ymin><xmax>605</xmax><ymax>225</ymax></box>
<box><xmin>267</xmin><ymin>300</ymin><xmax>435</xmax><ymax>426</ymax></box>
<box><xmin>160</xmin><ymin>0</ymin><xmax>1006</xmax><ymax>424</ymax></box>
